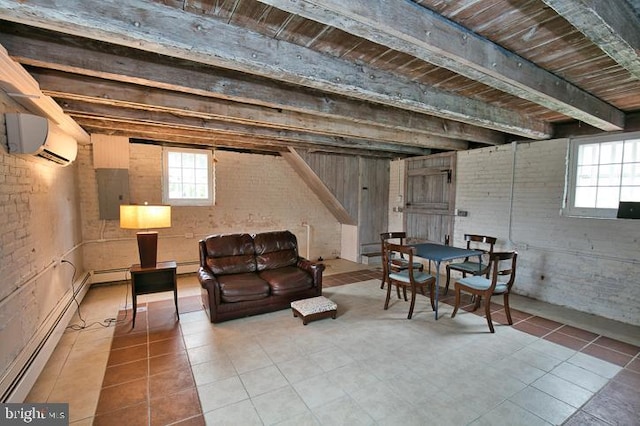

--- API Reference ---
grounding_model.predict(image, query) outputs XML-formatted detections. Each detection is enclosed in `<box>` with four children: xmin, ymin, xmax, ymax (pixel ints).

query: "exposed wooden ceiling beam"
<box><xmin>0</xmin><ymin>0</ymin><xmax>551</xmax><ymax>139</ymax></box>
<box><xmin>257</xmin><ymin>0</ymin><xmax>625</xmax><ymax>132</ymax></box>
<box><xmin>30</xmin><ymin>69</ymin><xmax>467</xmax><ymax>150</ymax></box>
<box><xmin>65</xmin><ymin>104</ymin><xmax>434</xmax><ymax>156</ymax></box>
<box><xmin>73</xmin><ymin>117</ymin><xmax>406</xmax><ymax>158</ymax></box>
<box><xmin>541</xmin><ymin>0</ymin><xmax>640</xmax><ymax>81</ymax></box>
<box><xmin>0</xmin><ymin>29</ymin><xmax>503</xmax><ymax>145</ymax></box>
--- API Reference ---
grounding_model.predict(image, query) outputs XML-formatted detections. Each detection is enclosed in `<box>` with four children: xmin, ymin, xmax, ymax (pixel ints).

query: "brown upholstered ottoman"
<box><xmin>291</xmin><ymin>296</ymin><xmax>337</xmax><ymax>325</ymax></box>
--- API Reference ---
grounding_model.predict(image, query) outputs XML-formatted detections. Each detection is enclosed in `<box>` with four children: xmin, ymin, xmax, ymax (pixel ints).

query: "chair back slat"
<box><xmin>381</xmin><ymin>231</ymin><xmax>407</xmax><ymax>241</ymax></box>
<box><xmin>488</xmin><ymin>251</ymin><xmax>517</xmax><ymax>292</ymax></box>
<box><xmin>381</xmin><ymin>232</ymin><xmax>408</xmax><ymax>260</ymax></box>
<box><xmin>384</xmin><ymin>242</ymin><xmax>416</xmax><ymax>278</ymax></box>
<box><xmin>464</xmin><ymin>234</ymin><xmax>497</xmax><ymax>256</ymax></box>
<box><xmin>458</xmin><ymin>234</ymin><xmax>497</xmax><ymax>267</ymax></box>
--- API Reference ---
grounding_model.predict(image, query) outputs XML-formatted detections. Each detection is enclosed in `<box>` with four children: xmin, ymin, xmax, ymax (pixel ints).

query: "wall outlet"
<box><xmin>52</xmin><ymin>257</ymin><xmax>61</xmax><ymax>267</ymax></box>
<box><xmin>457</xmin><ymin>210</ymin><xmax>468</xmax><ymax>217</ymax></box>
<box><xmin>185</xmin><ymin>232</ymin><xmax>194</xmax><ymax>238</ymax></box>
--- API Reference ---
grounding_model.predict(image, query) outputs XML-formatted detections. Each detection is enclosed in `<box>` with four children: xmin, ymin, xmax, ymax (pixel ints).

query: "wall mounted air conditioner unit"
<box><xmin>4</xmin><ymin>113</ymin><xmax>78</xmax><ymax>166</ymax></box>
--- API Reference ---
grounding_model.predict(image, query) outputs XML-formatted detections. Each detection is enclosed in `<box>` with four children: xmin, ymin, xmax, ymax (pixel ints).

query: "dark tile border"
<box><xmin>97</xmin><ymin>298</ymin><xmax>204</xmax><ymax>424</ymax></box>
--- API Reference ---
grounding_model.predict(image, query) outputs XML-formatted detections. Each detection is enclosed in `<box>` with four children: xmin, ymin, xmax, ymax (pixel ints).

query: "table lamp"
<box><xmin>120</xmin><ymin>203</ymin><xmax>172</xmax><ymax>268</ymax></box>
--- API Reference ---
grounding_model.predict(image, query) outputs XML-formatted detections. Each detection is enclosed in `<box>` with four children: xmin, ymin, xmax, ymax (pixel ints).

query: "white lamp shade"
<box><xmin>120</xmin><ymin>204</ymin><xmax>171</xmax><ymax>229</ymax></box>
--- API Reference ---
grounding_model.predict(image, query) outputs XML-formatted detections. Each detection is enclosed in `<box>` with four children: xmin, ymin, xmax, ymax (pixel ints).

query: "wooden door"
<box><xmin>404</xmin><ymin>152</ymin><xmax>456</xmax><ymax>244</ymax></box>
<box><xmin>359</xmin><ymin>157</ymin><xmax>390</xmax><ymax>255</ymax></box>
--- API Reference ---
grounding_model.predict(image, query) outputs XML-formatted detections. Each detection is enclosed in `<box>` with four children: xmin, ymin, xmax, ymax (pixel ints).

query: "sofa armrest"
<box><xmin>197</xmin><ymin>266</ymin><xmax>221</xmax><ymax>305</ymax></box>
<box><xmin>297</xmin><ymin>258</ymin><xmax>325</xmax><ymax>291</ymax></box>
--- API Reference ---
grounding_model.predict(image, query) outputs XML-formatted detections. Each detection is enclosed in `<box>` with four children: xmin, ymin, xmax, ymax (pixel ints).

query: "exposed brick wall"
<box><xmin>0</xmin><ymin>96</ymin><xmax>83</xmax><ymax>386</ymax></box>
<box><xmin>453</xmin><ymin>140</ymin><xmax>640</xmax><ymax>325</ymax></box>
<box><xmin>80</xmin><ymin>143</ymin><xmax>341</xmax><ymax>272</ymax></box>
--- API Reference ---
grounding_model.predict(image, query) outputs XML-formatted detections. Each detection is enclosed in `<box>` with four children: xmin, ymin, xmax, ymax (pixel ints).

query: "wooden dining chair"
<box><xmin>451</xmin><ymin>251</ymin><xmax>517</xmax><ymax>333</ymax></box>
<box><xmin>380</xmin><ymin>232</ymin><xmax>424</xmax><ymax>292</ymax></box>
<box><xmin>444</xmin><ymin>234</ymin><xmax>496</xmax><ymax>294</ymax></box>
<box><xmin>383</xmin><ymin>242</ymin><xmax>436</xmax><ymax>319</ymax></box>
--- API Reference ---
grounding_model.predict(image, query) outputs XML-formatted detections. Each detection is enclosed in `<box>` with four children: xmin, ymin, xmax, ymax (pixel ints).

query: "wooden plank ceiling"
<box><xmin>0</xmin><ymin>0</ymin><xmax>639</xmax><ymax>158</ymax></box>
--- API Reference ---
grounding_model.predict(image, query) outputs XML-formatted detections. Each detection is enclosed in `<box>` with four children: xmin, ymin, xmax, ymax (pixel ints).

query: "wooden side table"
<box><xmin>130</xmin><ymin>260</ymin><xmax>178</xmax><ymax>327</ymax></box>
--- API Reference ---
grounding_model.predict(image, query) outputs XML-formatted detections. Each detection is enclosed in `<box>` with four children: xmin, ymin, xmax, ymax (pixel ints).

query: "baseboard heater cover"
<box><xmin>0</xmin><ymin>272</ymin><xmax>91</xmax><ymax>402</ymax></box>
<box><xmin>91</xmin><ymin>261</ymin><xmax>199</xmax><ymax>284</ymax></box>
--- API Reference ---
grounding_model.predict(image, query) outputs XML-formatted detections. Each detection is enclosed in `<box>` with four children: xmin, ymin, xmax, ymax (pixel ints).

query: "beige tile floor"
<box><xmin>26</xmin><ymin>259</ymin><xmax>639</xmax><ymax>425</ymax></box>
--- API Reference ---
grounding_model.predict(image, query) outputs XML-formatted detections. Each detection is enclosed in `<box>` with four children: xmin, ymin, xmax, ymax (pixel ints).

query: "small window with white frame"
<box><xmin>564</xmin><ymin>132</ymin><xmax>640</xmax><ymax>218</ymax></box>
<box><xmin>162</xmin><ymin>147</ymin><xmax>215</xmax><ymax>206</ymax></box>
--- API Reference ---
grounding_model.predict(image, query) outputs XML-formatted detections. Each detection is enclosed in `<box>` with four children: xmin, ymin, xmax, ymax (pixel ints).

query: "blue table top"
<box><xmin>410</xmin><ymin>243</ymin><xmax>484</xmax><ymax>262</ymax></box>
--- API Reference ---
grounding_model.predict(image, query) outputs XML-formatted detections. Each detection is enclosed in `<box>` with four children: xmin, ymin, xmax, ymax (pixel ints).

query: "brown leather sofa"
<box><xmin>197</xmin><ymin>230</ymin><xmax>325</xmax><ymax>323</ymax></box>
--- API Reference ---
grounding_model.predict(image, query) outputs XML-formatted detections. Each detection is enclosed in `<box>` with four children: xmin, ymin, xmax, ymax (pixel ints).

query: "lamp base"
<box><xmin>137</xmin><ymin>231</ymin><xmax>159</xmax><ymax>268</ymax></box>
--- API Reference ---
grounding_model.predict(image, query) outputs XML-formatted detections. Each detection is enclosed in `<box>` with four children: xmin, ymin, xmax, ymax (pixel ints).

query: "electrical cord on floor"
<box><xmin>62</xmin><ymin>260</ymin><xmax>119</xmax><ymax>331</ymax></box>
<box><xmin>117</xmin><ymin>270</ymin><xmax>131</xmax><ymax>324</ymax></box>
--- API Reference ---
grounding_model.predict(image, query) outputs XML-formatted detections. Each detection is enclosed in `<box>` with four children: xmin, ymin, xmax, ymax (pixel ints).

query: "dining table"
<box><xmin>410</xmin><ymin>242</ymin><xmax>484</xmax><ymax>320</ymax></box>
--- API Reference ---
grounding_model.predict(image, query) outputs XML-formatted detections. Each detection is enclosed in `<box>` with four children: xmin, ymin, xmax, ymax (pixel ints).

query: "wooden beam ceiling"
<box><xmin>257</xmin><ymin>0</ymin><xmax>625</xmax><ymax>132</ymax></box>
<box><xmin>29</xmin><ymin>69</ymin><xmax>467</xmax><ymax>151</ymax></box>
<box><xmin>68</xmin><ymin>105</ymin><xmax>434</xmax><ymax>158</ymax></box>
<box><xmin>1</xmin><ymin>0</ymin><xmax>637</xmax><ymax>159</ymax></box>
<box><xmin>541</xmin><ymin>0</ymin><xmax>640</xmax><ymax>81</ymax></box>
<box><xmin>0</xmin><ymin>28</ymin><xmax>503</xmax><ymax>150</ymax></box>
<box><xmin>0</xmin><ymin>0</ymin><xmax>552</xmax><ymax>139</ymax></box>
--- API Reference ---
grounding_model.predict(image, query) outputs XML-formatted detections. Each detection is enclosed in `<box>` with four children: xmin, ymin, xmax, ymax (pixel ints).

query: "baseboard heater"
<box><xmin>0</xmin><ymin>272</ymin><xmax>91</xmax><ymax>402</ymax></box>
<box><xmin>91</xmin><ymin>261</ymin><xmax>200</xmax><ymax>284</ymax></box>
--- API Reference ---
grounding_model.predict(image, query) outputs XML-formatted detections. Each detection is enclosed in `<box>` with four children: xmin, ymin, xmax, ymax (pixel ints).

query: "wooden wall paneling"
<box><xmin>298</xmin><ymin>149</ymin><xmax>359</xmax><ymax>220</ymax></box>
<box><xmin>358</xmin><ymin>157</ymin><xmax>390</xmax><ymax>253</ymax></box>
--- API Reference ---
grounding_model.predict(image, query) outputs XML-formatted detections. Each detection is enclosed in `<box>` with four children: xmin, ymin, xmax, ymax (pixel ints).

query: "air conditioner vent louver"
<box><xmin>4</xmin><ymin>113</ymin><xmax>77</xmax><ymax>166</ymax></box>
<box><xmin>37</xmin><ymin>149</ymin><xmax>71</xmax><ymax>165</ymax></box>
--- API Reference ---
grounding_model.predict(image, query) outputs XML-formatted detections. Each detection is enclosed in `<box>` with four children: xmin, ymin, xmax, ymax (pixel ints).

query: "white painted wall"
<box><xmin>80</xmin><ymin>143</ymin><xmax>341</xmax><ymax>273</ymax></box>
<box><xmin>388</xmin><ymin>159</ymin><xmax>405</xmax><ymax>233</ymax></box>
<box><xmin>0</xmin><ymin>95</ymin><xmax>84</xmax><ymax>397</ymax></box>
<box><xmin>340</xmin><ymin>224</ymin><xmax>358</xmax><ymax>262</ymax></box>
<box><xmin>453</xmin><ymin>140</ymin><xmax>640</xmax><ymax>326</ymax></box>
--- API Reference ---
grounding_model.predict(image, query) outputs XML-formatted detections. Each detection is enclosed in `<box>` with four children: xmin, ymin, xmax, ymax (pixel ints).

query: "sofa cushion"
<box><xmin>204</xmin><ymin>233</ymin><xmax>257</xmax><ymax>275</ymax></box>
<box><xmin>217</xmin><ymin>273</ymin><xmax>270</xmax><ymax>303</ymax></box>
<box><xmin>254</xmin><ymin>231</ymin><xmax>299</xmax><ymax>271</ymax></box>
<box><xmin>259</xmin><ymin>266</ymin><xmax>313</xmax><ymax>296</ymax></box>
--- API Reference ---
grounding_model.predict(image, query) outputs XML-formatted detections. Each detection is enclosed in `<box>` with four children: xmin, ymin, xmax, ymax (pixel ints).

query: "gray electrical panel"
<box><xmin>97</xmin><ymin>169</ymin><xmax>130</xmax><ymax>220</ymax></box>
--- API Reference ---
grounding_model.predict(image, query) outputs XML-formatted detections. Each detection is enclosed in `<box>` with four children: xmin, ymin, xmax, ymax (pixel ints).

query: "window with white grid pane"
<box><xmin>162</xmin><ymin>147</ymin><xmax>214</xmax><ymax>206</ymax></box>
<box><xmin>564</xmin><ymin>132</ymin><xmax>640</xmax><ymax>218</ymax></box>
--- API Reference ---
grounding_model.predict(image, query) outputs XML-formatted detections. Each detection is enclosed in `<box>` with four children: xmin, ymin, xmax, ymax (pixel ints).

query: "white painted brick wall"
<box><xmin>454</xmin><ymin>140</ymin><xmax>640</xmax><ymax>325</ymax></box>
<box><xmin>0</xmin><ymin>98</ymin><xmax>84</xmax><ymax>386</ymax></box>
<box><xmin>388</xmin><ymin>159</ymin><xmax>405</xmax><ymax>233</ymax></box>
<box><xmin>81</xmin><ymin>144</ymin><xmax>341</xmax><ymax>272</ymax></box>
<box><xmin>389</xmin><ymin>141</ymin><xmax>639</xmax><ymax>325</ymax></box>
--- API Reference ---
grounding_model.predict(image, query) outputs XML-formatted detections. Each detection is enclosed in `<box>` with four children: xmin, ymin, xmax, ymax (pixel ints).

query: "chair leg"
<box><xmin>403</xmin><ymin>287</ymin><xmax>408</xmax><ymax>301</ymax></box>
<box><xmin>384</xmin><ymin>280</ymin><xmax>393</xmax><ymax>310</ymax></box>
<box><xmin>484</xmin><ymin>295</ymin><xmax>495</xmax><ymax>333</ymax></box>
<box><xmin>429</xmin><ymin>282</ymin><xmax>435</xmax><ymax>311</ymax></box>
<box><xmin>408</xmin><ymin>288</ymin><xmax>416</xmax><ymax>319</ymax></box>
<box><xmin>473</xmin><ymin>295</ymin><xmax>482</xmax><ymax>311</ymax></box>
<box><xmin>503</xmin><ymin>294</ymin><xmax>513</xmax><ymax>325</ymax></box>
<box><xmin>451</xmin><ymin>287</ymin><xmax>461</xmax><ymax>318</ymax></box>
<box><xmin>444</xmin><ymin>266</ymin><xmax>451</xmax><ymax>295</ymax></box>
<box><xmin>380</xmin><ymin>272</ymin><xmax>385</xmax><ymax>289</ymax></box>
